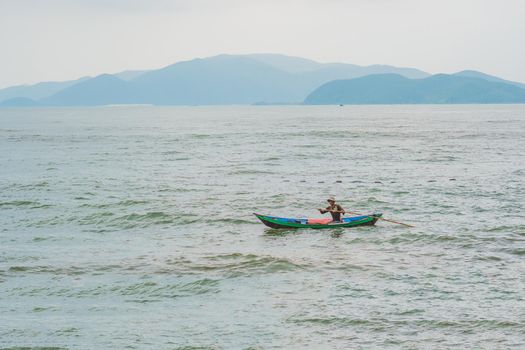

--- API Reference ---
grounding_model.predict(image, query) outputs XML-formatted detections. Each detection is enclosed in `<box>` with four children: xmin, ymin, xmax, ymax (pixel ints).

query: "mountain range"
<box><xmin>1</xmin><ymin>54</ymin><xmax>524</xmax><ymax>106</ymax></box>
<box><xmin>304</xmin><ymin>74</ymin><xmax>525</xmax><ymax>104</ymax></box>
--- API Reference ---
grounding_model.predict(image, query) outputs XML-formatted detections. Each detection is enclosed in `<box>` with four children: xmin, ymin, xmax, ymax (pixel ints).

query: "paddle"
<box><xmin>346</xmin><ymin>210</ymin><xmax>414</xmax><ymax>228</ymax></box>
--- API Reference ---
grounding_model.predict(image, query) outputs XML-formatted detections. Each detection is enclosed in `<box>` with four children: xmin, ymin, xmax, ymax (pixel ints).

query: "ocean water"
<box><xmin>1</xmin><ymin>105</ymin><xmax>524</xmax><ymax>349</ymax></box>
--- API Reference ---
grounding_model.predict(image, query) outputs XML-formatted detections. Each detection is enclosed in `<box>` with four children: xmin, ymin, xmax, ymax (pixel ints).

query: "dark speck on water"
<box><xmin>1</xmin><ymin>105</ymin><xmax>524</xmax><ymax>349</ymax></box>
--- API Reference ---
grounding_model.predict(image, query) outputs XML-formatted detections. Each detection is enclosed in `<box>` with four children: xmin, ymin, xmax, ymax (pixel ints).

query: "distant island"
<box><xmin>1</xmin><ymin>54</ymin><xmax>524</xmax><ymax>107</ymax></box>
<box><xmin>304</xmin><ymin>74</ymin><xmax>525</xmax><ymax>104</ymax></box>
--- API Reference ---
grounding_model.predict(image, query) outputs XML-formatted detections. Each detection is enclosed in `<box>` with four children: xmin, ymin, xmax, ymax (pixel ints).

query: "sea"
<box><xmin>1</xmin><ymin>105</ymin><xmax>524</xmax><ymax>349</ymax></box>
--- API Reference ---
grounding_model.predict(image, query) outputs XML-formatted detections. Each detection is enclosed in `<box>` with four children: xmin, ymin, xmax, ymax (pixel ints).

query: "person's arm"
<box><xmin>337</xmin><ymin>205</ymin><xmax>345</xmax><ymax>215</ymax></box>
<box><xmin>318</xmin><ymin>206</ymin><xmax>329</xmax><ymax>214</ymax></box>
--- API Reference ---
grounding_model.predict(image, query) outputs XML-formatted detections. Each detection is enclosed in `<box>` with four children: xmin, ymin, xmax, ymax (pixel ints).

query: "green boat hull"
<box><xmin>254</xmin><ymin>213</ymin><xmax>382</xmax><ymax>229</ymax></box>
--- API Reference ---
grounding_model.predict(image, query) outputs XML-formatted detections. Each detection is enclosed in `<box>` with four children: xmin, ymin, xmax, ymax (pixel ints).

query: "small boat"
<box><xmin>254</xmin><ymin>212</ymin><xmax>382</xmax><ymax>229</ymax></box>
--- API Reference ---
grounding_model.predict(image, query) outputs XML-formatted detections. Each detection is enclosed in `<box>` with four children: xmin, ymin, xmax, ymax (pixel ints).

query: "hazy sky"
<box><xmin>0</xmin><ymin>0</ymin><xmax>524</xmax><ymax>88</ymax></box>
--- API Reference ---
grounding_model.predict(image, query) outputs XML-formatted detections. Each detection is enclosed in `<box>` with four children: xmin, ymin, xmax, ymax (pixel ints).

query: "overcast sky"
<box><xmin>0</xmin><ymin>0</ymin><xmax>524</xmax><ymax>88</ymax></box>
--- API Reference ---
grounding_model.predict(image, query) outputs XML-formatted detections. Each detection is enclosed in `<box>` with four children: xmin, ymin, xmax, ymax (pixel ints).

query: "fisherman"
<box><xmin>319</xmin><ymin>197</ymin><xmax>345</xmax><ymax>222</ymax></box>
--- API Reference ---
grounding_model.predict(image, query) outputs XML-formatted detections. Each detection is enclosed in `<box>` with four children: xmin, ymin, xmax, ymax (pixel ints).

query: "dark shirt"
<box><xmin>323</xmin><ymin>204</ymin><xmax>345</xmax><ymax>222</ymax></box>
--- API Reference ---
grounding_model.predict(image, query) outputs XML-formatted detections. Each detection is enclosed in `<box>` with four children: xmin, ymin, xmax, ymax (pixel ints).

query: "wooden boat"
<box><xmin>254</xmin><ymin>212</ymin><xmax>382</xmax><ymax>229</ymax></box>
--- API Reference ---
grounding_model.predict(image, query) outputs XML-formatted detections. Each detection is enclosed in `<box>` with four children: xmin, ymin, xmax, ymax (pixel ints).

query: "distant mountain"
<box><xmin>244</xmin><ymin>54</ymin><xmax>429</xmax><ymax>98</ymax></box>
<box><xmin>0</xmin><ymin>97</ymin><xmax>42</xmax><ymax>107</ymax></box>
<box><xmin>246</xmin><ymin>54</ymin><xmax>429</xmax><ymax>79</ymax></box>
<box><xmin>34</xmin><ymin>54</ymin><xmax>432</xmax><ymax>106</ymax></box>
<box><xmin>246</xmin><ymin>54</ymin><xmax>323</xmax><ymax>73</ymax></box>
<box><xmin>296</xmin><ymin>63</ymin><xmax>429</xmax><ymax>98</ymax></box>
<box><xmin>0</xmin><ymin>77</ymin><xmax>90</xmax><ymax>102</ymax></box>
<box><xmin>2</xmin><ymin>53</ymin><xmax>524</xmax><ymax>106</ymax></box>
<box><xmin>131</xmin><ymin>55</ymin><xmax>301</xmax><ymax>104</ymax></box>
<box><xmin>0</xmin><ymin>70</ymin><xmax>148</xmax><ymax>104</ymax></box>
<box><xmin>453</xmin><ymin>70</ymin><xmax>525</xmax><ymax>90</ymax></box>
<box><xmin>304</xmin><ymin>74</ymin><xmax>525</xmax><ymax>104</ymax></box>
<box><xmin>42</xmin><ymin>74</ymin><xmax>140</xmax><ymax>106</ymax></box>
<box><xmin>113</xmin><ymin>70</ymin><xmax>149</xmax><ymax>81</ymax></box>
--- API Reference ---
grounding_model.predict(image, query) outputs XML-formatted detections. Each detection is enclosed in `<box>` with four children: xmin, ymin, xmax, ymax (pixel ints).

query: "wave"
<box><xmin>386</xmin><ymin>233</ymin><xmax>461</xmax><ymax>244</ymax></box>
<box><xmin>0</xmin><ymin>347</ymin><xmax>67</xmax><ymax>350</ymax></box>
<box><xmin>12</xmin><ymin>278</ymin><xmax>221</xmax><ymax>300</ymax></box>
<box><xmin>288</xmin><ymin>316</ymin><xmax>524</xmax><ymax>330</ymax></box>
<box><xmin>3</xmin><ymin>181</ymin><xmax>49</xmax><ymax>191</ymax></box>
<box><xmin>23</xmin><ymin>210</ymin><xmax>199</xmax><ymax>230</ymax></box>
<box><xmin>501</xmin><ymin>248</ymin><xmax>525</xmax><ymax>256</ymax></box>
<box><xmin>98</xmin><ymin>211</ymin><xmax>197</xmax><ymax>229</ymax></box>
<box><xmin>6</xmin><ymin>253</ymin><xmax>308</xmax><ymax>281</ymax></box>
<box><xmin>78</xmin><ymin>199</ymin><xmax>150</xmax><ymax>209</ymax></box>
<box><xmin>164</xmin><ymin>253</ymin><xmax>309</xmax><ymax>277</ymax></box>
<box><xmin>486</xmin><ymin>225</ymin><xmax>525</xmax><ymax>233</ymax></box>
<box><xmin>210</xmin><ymin>218</ymin><xmax>256</xmax><ymax>225</ymax></box>
<box><xmin>227</xmin><ymin>169</ymin><xmax>276</xmax><ymax>175</ymax></box>
<box><xmin>288</xmin><ymin>316</ymin><xmax>374</xmax><ymax>327</ymax></box>
<box><xmin>118</xmin><ymin>279</ymin><xmax>220</xmax><ymax>298</ymax></box>
<box><xmin>156</xmin><ymin>187</ymin><xmax>203</xmax><ymax>193</ymax></box>
<box><xmin>103</xmin><ymin>211</ymin><xmax>187</xmax><ymax>229</ymax></box>
<box><xmin>0</xmin><ymin>200</ymin><xmax>53</xmax><ymax>209</ymax></box>
<box><xmin>8</xmin><ymin>265</ymin><xmax>85</xmax><ymax>276</ymax></box>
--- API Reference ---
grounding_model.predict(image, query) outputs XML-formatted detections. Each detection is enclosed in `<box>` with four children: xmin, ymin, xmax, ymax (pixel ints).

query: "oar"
<box><xmin>345</xmin><ymin>210</ymin><xmax>414</xmax><ymax>228</ymax></box>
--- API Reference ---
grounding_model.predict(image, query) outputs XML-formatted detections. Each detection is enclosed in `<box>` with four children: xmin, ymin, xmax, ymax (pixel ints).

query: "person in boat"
<box><xmin>319</xmin><ymin>197</ymin><xmax>345</xmax><ymax>222</ymax></box>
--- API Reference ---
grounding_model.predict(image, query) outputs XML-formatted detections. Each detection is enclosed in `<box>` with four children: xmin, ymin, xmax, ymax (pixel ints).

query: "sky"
<box><xmin>0</xmin><ymin>0</ymin><xmax>524</xmax><ymax>88</ymax></box>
